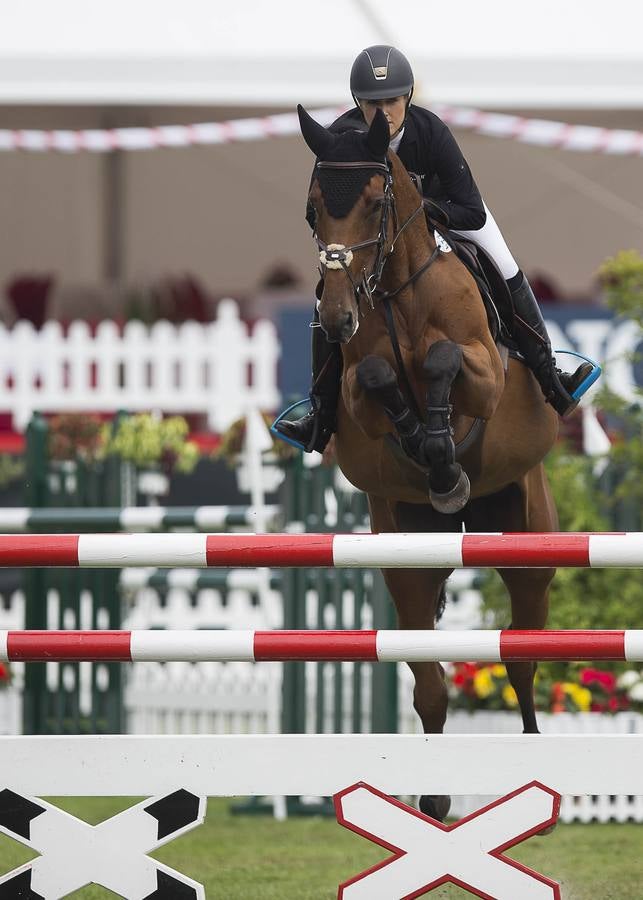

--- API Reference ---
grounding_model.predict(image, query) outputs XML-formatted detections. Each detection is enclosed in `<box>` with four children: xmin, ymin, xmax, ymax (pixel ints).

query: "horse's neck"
<box><xmin>388</xmin><ymin>151</ymin><xmax>433</xmax><ymax>270</ymax></box>
<box><xmin>340</xmin><ymin>154</ymin><xmax>435</xmax><ymax>362</ymax></box>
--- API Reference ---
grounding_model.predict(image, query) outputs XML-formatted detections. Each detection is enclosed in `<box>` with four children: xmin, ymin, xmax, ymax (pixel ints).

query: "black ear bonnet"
<box><xmin>298</xmin><ymin>105</ymin><xmax>390</xmax><ymax>219</ymax></box>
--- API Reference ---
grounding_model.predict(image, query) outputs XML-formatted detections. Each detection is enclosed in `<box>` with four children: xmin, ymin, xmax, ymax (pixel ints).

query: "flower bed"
<box><xmin>447</xmin><ymin>662</ymin><xmax>643</xmax><ymax>714</ymax></box>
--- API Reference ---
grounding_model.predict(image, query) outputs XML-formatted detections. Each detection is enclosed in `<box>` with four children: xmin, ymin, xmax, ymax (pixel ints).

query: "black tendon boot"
<box><xmin>509</xmin><ymin>273</ymin><xmax>593</xmax><ymax>416</ymax></box>
<box><xmin>275</xmin><ymin>312</ymin><xmax>343</xmax><ymax>452</ymax></box>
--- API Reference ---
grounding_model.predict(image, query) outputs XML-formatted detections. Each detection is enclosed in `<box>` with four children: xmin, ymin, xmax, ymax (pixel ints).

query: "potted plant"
<box><xmin>214</xmin><ymin>412</ymin><xmax>297</xmax><ymax>468</ymax></box>
<box><xmin>104</xmin><ymin>413</ymin><xmax>200</xmax><ymax>498</ymax></box>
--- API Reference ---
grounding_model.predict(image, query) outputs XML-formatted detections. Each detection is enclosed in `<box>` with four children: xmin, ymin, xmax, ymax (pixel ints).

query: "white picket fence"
<box><xmin>125</xmin><ymin>661</ymin><xmax>282</xmax><ymax>735</ymax></box>
<box><xmin>0</xmin><ymin>299</ymin><xmax>280</xmax><ymax>431</ymax></box>
<box><xmin>122</xmin><ymin>574</ymin><xmax>283</xmax><ymax>735</ymax></box>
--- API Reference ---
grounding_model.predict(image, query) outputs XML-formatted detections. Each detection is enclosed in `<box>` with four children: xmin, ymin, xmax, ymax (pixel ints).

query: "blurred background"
<box><xmin>0</xmin><ymin>0</ymin><xmax>641</xmax><ymax>414</ymax></box>
<box><xmin>1</xmin><ymin>0</ymin><xmax>641</xmax><ymax>310</ymax></box>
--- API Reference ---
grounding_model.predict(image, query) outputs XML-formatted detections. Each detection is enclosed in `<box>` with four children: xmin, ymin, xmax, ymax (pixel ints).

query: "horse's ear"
<box><xmin>366</xmin><ymin>108</ymin><xmax>390</xmax><ymax>158</ymax></box>
<box><xmin>298</xmin><ymin>104</ymin><xmax>334</xmax><ymax>158</ymax></box>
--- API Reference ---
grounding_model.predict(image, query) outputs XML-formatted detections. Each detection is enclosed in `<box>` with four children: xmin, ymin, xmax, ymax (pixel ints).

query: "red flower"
<box><xmin>580</xmin><ymin>668</ymin><xmax>616</xmax><ymax>691</ymax></box>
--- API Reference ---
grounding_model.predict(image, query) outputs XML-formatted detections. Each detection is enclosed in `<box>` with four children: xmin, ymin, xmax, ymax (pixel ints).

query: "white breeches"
<box><xmin>451</xmin><ymin>201</ymin><xmax>519</xmax><ymax>281</ymax></box>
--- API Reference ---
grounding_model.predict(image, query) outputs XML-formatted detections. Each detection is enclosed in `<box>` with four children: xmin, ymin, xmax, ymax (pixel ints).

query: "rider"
<box><xmin>276</xmin><ymin>45</ymin><xmax>593</xmax><ymax>452</ymax></box>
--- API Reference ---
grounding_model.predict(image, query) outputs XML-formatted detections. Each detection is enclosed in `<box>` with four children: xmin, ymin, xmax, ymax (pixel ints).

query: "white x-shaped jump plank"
<box><xmin>335</xmin><ymin>781</ymin><xmax>561</xmax><ymax>900</ymax></box>
<box><xmin>0</xmin><ymin>788</ymin><xmax>206</xmax><ymax>898</ymax></box>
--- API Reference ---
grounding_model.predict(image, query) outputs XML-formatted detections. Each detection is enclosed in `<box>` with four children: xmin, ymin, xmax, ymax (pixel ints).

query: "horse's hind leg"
<box><xmin>497</xmin><ymin>567</ymin><xmax>553</xmax><ymax>732</ymax></box>
<box><xmin>386</xmin><ymin>569</ymin><xmax>453</xmax><ymax>822</ymax></box>
<box><xmin>468</xmin><ymin>473</ymin><xmax>557</xmax><ymax>734</ymax></box>
<box><xmin>369</xmin><ymin>494</ymin><xmax>459</xmax><ymax>821</ymax></box>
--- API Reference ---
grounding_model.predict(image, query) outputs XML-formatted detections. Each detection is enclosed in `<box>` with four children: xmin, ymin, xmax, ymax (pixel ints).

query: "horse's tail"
<box><xmin>436</xmin><ymin>582</ymin><xmax>447</xmax><ymax>623</ymax></box>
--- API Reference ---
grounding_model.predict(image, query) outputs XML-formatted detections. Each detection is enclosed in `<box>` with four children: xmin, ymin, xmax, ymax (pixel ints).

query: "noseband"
<box><xmin>314</xmin><ymin>159</ymin><xmax>434</xmax><ymax>310</ymax></box>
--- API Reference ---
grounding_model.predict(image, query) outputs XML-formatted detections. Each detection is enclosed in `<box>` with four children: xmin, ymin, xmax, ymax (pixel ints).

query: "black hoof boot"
<box><xmin>429</xmin><ymin>467</ymin><xmax>470</xmax><ymax>514</ymax></box>
<box><xmin>419</xmin><ymin>794</ymin><xmax>451</xmax><ymax>822</ymax></box>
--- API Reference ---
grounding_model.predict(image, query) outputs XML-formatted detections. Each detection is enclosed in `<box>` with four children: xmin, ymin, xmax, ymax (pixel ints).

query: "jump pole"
<box><xmin>2</xmin><ymin>629</ymin><xmax>643</xmax><ymax>662</ymax></box>
<box><xmin>1</xmin><ymin>531</ymin><xmax>643</xmax><ymax>567</ymax></box>
<box><xmin>0</xmin><ymin>504</ymin><xmax>279</xmax><ymax>532</ymax></box>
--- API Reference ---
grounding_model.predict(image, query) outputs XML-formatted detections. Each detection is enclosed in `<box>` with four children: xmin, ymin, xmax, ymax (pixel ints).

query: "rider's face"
<box><xmin>359</xmin><ymin>95</ymin><xmax>407</xmax><ymax>135</ymax></box>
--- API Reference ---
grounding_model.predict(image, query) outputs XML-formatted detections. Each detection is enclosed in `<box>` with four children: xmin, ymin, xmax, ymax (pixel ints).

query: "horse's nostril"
<box><xmin>344</xmin><ymin>311</ymin><xmax>354</xmax><ymax>331</ymax></box>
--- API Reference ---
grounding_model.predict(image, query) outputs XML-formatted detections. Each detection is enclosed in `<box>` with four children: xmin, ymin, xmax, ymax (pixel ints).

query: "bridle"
<box><xmin>313</xmin><ymin>159</ymin><xmax>440</xmax><ymax>312</ymax></box>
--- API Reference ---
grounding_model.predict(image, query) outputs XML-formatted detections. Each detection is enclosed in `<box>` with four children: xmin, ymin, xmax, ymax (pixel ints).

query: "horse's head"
<box><xmin>298</xmin><ymin>105</ymin><xmax>391</xmax><ymax>343</ymax></box>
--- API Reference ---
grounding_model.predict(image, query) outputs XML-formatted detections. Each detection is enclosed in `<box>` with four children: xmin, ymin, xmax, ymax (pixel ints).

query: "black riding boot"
<box><xmin>509</xmin><ymin>273</ymin><xmax>593</xmax><ymax>416</ymax></box>
<box><xmin>275</xmin><ymin>310</ymin><xmax>343</xmax><ymax>453</ymax></box>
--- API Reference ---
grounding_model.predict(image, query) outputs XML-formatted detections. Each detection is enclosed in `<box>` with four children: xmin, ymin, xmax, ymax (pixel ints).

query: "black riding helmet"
<box><xmin>350</xmin><ymin>45</ymin><xmax>414</xmax><ymax>104</ymax></box>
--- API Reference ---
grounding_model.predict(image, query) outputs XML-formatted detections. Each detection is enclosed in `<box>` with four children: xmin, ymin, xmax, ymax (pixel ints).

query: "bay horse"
<box><xmin>297</xmin><ymin>105</ymin><xmax>559</xmax><ymax>820</ymax></box>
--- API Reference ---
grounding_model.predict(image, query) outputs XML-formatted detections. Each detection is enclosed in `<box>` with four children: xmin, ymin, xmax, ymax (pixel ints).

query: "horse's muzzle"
<box><xmin>320</xmin><ymin>309</ymin><xmax>358</xmax><ymax>344</ymax></box>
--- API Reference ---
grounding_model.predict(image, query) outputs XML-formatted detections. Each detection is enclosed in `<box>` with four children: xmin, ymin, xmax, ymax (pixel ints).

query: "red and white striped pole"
<box><xmin>0</xmin><ymin>532</ymin><xmax>642</xmax><ymax>567</ymax></box>
<box><xmin>1</xmin><ymin>629</ymin><xmax>642</xmax><ymax>663</ymax></box>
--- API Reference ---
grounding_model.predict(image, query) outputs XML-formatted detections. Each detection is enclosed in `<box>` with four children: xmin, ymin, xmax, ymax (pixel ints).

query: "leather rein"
<box><xmin>313</xmin><ymin>160</ymin><xmax>440</xmax><ymax>311</ymax></box>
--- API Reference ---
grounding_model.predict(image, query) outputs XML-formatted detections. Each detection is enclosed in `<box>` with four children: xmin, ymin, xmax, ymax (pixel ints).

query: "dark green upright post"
<box><xmin>370</xmin><ymin>572</ymin><xmax>399</xmax><ymax>733</ymax></box>
<box><xmin>280</xmin><ymin>456</ymin><xmax>400</xmax><ymax>738</ymax></box>
<box><xmin>23</xmin><ymin>414</ymin><xmax>49</xmax><ymax>734</ymax></box>
<box><xmin>22</xmin><ymin>412</ymin><xmax>128</xmax><ymax>735</ymax></box>
<box><xmin>280</xmin><ymin>456</ymin><xmax>308</xmax><ymax>734</ymax></box>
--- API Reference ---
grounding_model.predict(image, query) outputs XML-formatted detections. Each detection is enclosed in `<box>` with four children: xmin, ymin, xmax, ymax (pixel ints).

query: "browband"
<box><xmin>316</xmin><ymin>160</ymin><xmax>389</xmax><ymax>172</ymax></box>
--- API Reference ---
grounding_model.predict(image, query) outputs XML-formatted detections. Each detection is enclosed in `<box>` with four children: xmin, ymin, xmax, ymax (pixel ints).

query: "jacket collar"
<box><xmin>399</xmin><ymin>107</ymin><xmax>418</xmax><ymax>149</ymax></box>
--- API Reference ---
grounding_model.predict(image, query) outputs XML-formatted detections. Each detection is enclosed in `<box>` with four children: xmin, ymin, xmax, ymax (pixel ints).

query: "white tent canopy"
<box><xmin>2</xmin><ymin>0</ymin><xmax>643</xmax><ymax>108</ymax></box>
<box><xmin>0</xmin><ymin>1</ymin><xmax>641</xmax><ymax>304</ymax></box>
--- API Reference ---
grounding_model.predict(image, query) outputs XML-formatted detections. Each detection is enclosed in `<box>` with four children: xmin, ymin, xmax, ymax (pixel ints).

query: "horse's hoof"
<box><xmin>429</xmin><ymin>469</ymin><xmax>470</xmax><ymax>514</ymax></box>
<box><xmin>419</xmin><ymin>794</ymin><xmax>451</xmax><ymax>822</ymax></box>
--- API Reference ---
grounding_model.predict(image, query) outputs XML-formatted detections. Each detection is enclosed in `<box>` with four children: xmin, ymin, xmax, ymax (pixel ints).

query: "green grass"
<box><xmin>0</xmin><ymin>797</ymin><xmax>641</xmax><ymax>898</ymax></box>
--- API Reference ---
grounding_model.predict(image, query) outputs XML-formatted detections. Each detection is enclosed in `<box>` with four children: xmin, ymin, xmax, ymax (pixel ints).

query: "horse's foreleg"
<box><xmin>422</xmin><ymin>340</ymin><xmax>470</xmax><ymax>513</ymax></box>
<box><xmin>356</xmin><ymin>355</ymin><xmax>429</xmax><ymax>463</ymax></box>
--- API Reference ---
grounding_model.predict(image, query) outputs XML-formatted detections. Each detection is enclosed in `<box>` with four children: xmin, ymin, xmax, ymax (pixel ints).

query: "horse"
<box><xmin>296</xmin><ymin>105</ymin><xmax>559</xmax><ymax>821</ymax></box>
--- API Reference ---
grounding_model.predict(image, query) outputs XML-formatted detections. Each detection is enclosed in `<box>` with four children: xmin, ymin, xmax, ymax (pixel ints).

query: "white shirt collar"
<box><xmin>389</xmin><ymin>127</ymin><xmax>405</xmax><ymax>153</ymax></box>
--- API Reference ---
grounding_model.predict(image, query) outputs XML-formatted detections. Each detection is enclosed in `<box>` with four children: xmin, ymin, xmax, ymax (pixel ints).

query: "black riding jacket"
<box><xmin>329</xmin><ymin>105</ymin><xmax>486</xmax><ymax>231</ymax></box>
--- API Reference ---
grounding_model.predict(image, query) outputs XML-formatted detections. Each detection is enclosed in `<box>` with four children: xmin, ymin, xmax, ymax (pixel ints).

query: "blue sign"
<box><xmin>278</xmin><ymin>303</ymin><xmax>642</xmax><ymax>404</ymax></box>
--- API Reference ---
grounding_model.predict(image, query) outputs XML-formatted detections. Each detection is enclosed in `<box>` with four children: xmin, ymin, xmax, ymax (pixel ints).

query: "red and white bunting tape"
<box><xmin>432</xmin><ymin>103</ymin><xmax>643</xmax><ymax>156</ymax></box>
<box><xmin>2</xmin><ymin>104</ymin><xmax>642</xmax><ymax>156</ymax></box>
<box><xmin>0</xmin><ymin>106</ymin><xmax>348</xmax><ymax>154</ymax></box>
<box><xmin>1</xmin><ymin>629</ymin><xmax>641</xmax><ymax>662</ymax></box>
<box><xmin>0</xmin><ymin>532</ymin><xmax>642</xmax><ymax>568</ymax></box>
